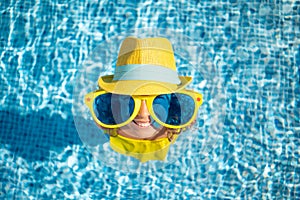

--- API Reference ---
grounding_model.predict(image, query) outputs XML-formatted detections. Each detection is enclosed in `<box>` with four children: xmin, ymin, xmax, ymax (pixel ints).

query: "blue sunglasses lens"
<box><xmin>153</xmin><ymin>93</ymin><xmax>195</xmax><ymax>126</ymax></box>
<box><xmin>152</xmin><ymin>94</ymin><xmax>171</xmax><ymax>125</ymax></box>
<box><xmin>93</xmin><ymin>94</ymin><xmax>134</xmax><ymax>125</ymax></box>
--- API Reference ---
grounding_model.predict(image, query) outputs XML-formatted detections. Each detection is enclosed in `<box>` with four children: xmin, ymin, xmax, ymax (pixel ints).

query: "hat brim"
<box><xmin>98</xmin><ymin>75</ymin><xmax>192</xmax><ymax>95</ymax></box>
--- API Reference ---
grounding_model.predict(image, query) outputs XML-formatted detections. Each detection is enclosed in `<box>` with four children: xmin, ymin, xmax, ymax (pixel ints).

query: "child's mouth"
<box><xmin>117</xmin><ymin>120</ymin><xmax>164</xmax><ymax>139</ymax></box>
<box><xmin>133</xmin><ymin>120</ymin><xmax>151</xmax><ymax>128</ymax></box>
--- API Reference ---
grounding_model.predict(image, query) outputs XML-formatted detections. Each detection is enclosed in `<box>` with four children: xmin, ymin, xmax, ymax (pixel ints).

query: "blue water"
<box><xmin>1</xmin><ymin>0</ymin><xmax>299</xmax><ymax>199</ymax></box>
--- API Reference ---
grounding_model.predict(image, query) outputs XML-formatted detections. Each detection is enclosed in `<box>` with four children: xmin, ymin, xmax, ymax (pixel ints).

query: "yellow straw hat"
<box><xmin>98</xmin><ymin>37</ymin><xmax>192</xmax><ymax>95</ymax></box>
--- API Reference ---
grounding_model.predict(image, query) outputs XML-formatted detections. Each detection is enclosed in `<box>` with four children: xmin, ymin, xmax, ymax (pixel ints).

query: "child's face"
<box><xmin>117</xmin><ymin>100</ymin><xmax>167</xmax><ymax>139</ymax></box>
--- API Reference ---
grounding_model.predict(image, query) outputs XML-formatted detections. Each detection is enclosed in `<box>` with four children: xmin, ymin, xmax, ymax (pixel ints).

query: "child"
<box><xmin>85</xmin><ymin>37</ymin><xmax>203</xmax><ymax>162</ymax></box>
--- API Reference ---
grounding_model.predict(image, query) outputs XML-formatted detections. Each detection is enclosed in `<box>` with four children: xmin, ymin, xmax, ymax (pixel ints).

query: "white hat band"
<box><xmin>112</xmin><ymin>64</ymin><xmax>181</xmax><ymax>84</ymax></box>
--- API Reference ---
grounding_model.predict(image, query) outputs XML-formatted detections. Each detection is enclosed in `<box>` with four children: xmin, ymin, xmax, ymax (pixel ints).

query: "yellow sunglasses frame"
<box><xmin>84</xmin><ymin>89</ymin><xmax>203</xmax><ymax>129</ymax></box>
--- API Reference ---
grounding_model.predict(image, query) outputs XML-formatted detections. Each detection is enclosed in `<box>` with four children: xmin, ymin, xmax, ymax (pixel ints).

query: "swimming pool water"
<box><xmin>1</xmin><ymin>0</ymin><xmax>299</xmax><ymax>199</ymax></box>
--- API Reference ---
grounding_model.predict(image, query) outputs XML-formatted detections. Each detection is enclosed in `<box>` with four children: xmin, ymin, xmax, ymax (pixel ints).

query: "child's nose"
<box><xmin>137</xmin><ymin>100</ymin><xmax>150</xmax><ymax>118</ymax></box>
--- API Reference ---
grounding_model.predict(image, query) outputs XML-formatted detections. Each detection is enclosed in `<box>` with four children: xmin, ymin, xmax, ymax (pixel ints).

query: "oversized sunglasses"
<box><xmin>84</xmin><ymin>89</ymin><xmax>203</xmax><ymax>129</ymax></box>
